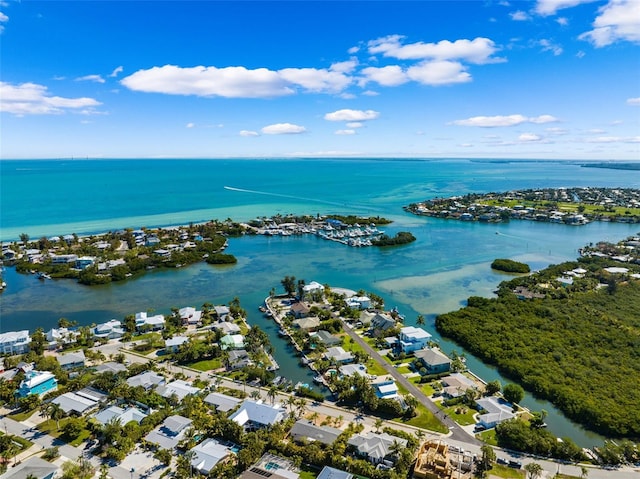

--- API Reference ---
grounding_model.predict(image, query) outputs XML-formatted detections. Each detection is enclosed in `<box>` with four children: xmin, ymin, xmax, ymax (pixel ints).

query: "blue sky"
<box><xmin>1</xmin><ymin>0</ymin><xmax>638</xmax><ymax>160</ymax></box>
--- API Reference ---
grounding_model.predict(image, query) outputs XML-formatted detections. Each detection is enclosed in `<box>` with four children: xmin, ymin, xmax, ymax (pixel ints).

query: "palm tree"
<box><xmin>309</xmin><ymin>411</ymin><xmax>319</xmax><ymax>425</ymax></box>
<box><xmin>374</xmin><ymin>418</ymin><xmax>384</xmax><ymax>433</ymax></box>
<box><xmin>416</xmin><ymin>314</ymin><xmax>425</xmax><ymax>326</ymax></box>
<box><xmin>267</xmin><ymin>385</ymin><xmax>278</xmax><ymax>405</ymax></box>
<box><xmin>250</xmin><ymin>390</ymin><xmax>261</xmax><ymax>401</ymax></box>
<box><xmin>580</xmin><ymin>466</ymin><xmax>589</xmax><ymax>479</ymax></box>
<box><xmin>524</xmin><ymin>462</ymin><xmax>543</xmax><ymax>479</ymax></box>
<box><xmin>48</xmin><ymin>403</ymin><xmax>64</xmax><ymax>431</ymax></box>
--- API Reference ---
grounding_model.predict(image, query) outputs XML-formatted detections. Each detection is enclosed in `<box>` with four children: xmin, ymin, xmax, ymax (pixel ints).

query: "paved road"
<box><xmin>338</xmin><ymin>320</ymin><xmax>480</xmax><ymax>446</ymax></box>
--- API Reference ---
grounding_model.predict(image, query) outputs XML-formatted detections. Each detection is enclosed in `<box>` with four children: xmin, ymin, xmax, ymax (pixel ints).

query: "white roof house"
<box><xmin>324</xmin><ymin>347</ymin><xmax>354</xmax><ymax>364</ymax></box>
<box><xmin>126</xmin><ymin>371</ymin><xmax>165</xmax><ymax>389</ymax></box>
<box><xmin>302</xmin><ymin>281</ymin><xmax>324</xmax><ymax>294</ymax></box>
<box><xmin>373</xmin><ymin>380</ymin><xmax>400</xmax><ymax>400</ymax></box>
<box><xmin>399</xmin><ymin>326</ymin><xmax>432</xmax><ymax>353</ymax></box>
<box><xmin>52</xmin><ymin>392</ymin><xmax>97</xmax><ymax>415</ymax></box>
<box><xmin>165</xmin><ymin>335</ymin><xmax>189</xmax><ymax>352</ymax></box>
<box><xmin>339</xmin><ymin>363</ymin><xmax>368</xmax><ymax>378</ymax></box>
<box><xmin>93</xmin><ymin>319</ymin><xmax>125</xmax><ymax>339</ymax></box>
<box><xmin>476</xmin><ymin>396</ymin><xmax>515</xmax><ymax>429</ymax></box>
<box><xmin>157</xmin><ymin>379</ymin><xmax>200</xmax><ymax>400</ymax></box>
<box><xmin>230</xmin><ymin>400</ymin><xmax>287</xmax><ymax>431</ymax></box>
<box><xmin>93</xmin><ymin>405</ymin><xmax>148</xmax><ymax>425</ymax></box>
<box><xmin>347</xmin><ymin>432</ymin><xmax>408</xmax><ymax>464</ymax></box>
<box><xmin>0</xmin><ymin>330</ymin><xmax>31</xmax><ymax>355</ymax></box>
<box><xmin>220</xmin><ymin>334</ymin><xmax>244</xmax><ymax>350</ymax></box>
<box><xmin>56</xmin><ymin>350</ymin><xmax>86</xmax><ymax>370</ymax></box>
<box><xmin>204</xmin><ymin>392</ymin><xmax>242</xmax><ymax>412</ymax></box>
<box><xmin>135</xmin><ymin>312</ymin><xmax>165</xmax><ymax>331</ymax></box>
<box><xmin>145</xmin><ymin>415</ymin><xmax>193</xmax><ymax>449</ymax></box>
<box><xmin>179</xmin><ymin>306</ymin><xmax>202</xmax><ymax>325</ymax></box>
<box><xmin>0</xmin><ymin>456</ymin><xmax>58</xmax><ymax>479</ymax></box>
<box><xmin>190</xmin><ymin>438</ymin><xmax>233</xmax><ymax>475</ymax></box>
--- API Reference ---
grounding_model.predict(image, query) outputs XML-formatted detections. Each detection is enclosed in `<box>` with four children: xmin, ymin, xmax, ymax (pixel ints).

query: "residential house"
<box><xmin>398</xmin><ymin>326</ymin><xmax>432</xmax><ymax>353</ymax></box>
<box><xmin>135</xmin><ymin>312</ymin><xmax>165</xmax><ymax>332</ymax></box>
<box><xmin>126</xmin><ymin>371</ymin><xmax>165</xmax><ymax>390</ymax></box>
<box><xmin>290</xmin><ymin>302</ymin><xmax>311</xmax><ymax>319</ymax></box>
<box><xmin>239</xmin><ymin>453</ymin><xmax>300</xmax><ymax>479</ymax></box>
<box><xmin>75</xmin><ymin>256</ymin><xmax>95</xmax><ymax>269</ymax></box>
<box><xmin>190</xmin><ymin>438</ymin><xmax>234</xmax><ymax>475</ymax></box>
<box><xmin>93</xmin><ymin>405</ymin><xmax>148</xmax><ymax>425</ymax></box>
<box><xmin>289</xmin><ymin>420</ymin><xmax>341</xmax><ymax>446</ymax></box>
<box><xmin>317</xmin><ymin>466</ymin><xmax>353</xmax><ymax>479</ymax></box>
<box><xmin>49</xmin><ymin>253</ymin><xmax>78</xmax><ymax>265</ymax></box>
<box><xmin>347</xmin><ymin>432</ymin><xmax>407</xmax><ymax>465</ymax></box>
<box><xmin>94</xmin><ymin>362</ymin><xmax>127</xmax><ymax>375</ymax></box>
<box><xmin>292</xmin><ymin>316</ymin><xmax>320</xmax><ymax>331</ymax></box>
<box><xmin>18</xmin><ymin>371</ymin><xmax>57</xmax><ymax>397</ymax></box>
<box><xmin>230</xmin><ymin>400</ymin><xmax>287</xmax><ymax>431</ymax></box>
<box><xmin>414</xmin><ymin>348</ymin><xmax>451</xmax><ymax>375</ymax></box>
<box><xmin>302</xmin><ymin>281</ymin><xmax>325</xmax><ymax>298</ymax></box>
<box><xmin>220</xmin><ymin>334</ymin><xmax>244</xmax><ymax>350</ymax></box>
<box><xmin>0</xmin><ymin>456</ymin><xmax>58</xmax><ymax>479</ymax></box>
<box><xmin>93</xmin><ymin>319</ymin><xmax>125</xmax><ymax>339</ymax></box>
<box><xmin>226</xmin><ymin>349</ymin><xmax>253</xmax><ymax>370</ymax></box>
<box><xmin>339</xmin><ymin>364</ymin><xmax>368</xmax><ymax>378</ymax></box>
<box><xmin>45</xmin><ymin>327</ymin><xmax>77</xmax><ymax>349</ymax></box>
<box><xmin>204</xmin><ymin>392</ymin><xmax>242</xmax><ymax>412</ymax></box>
<box><xmin>214</xmin><ymin>305</ymin><xmax>230</xmax><ymax>321</ymax></box>
<box><xmin>165</xmin><ymin>335</ymin><xmax>189</xmax><ymax>353</ymax></box>
<box><xmin>475</xmin><ymin>397</ymin><xmax>515</xmax><ymax>429</ymax></box>
<box><xmin>52</xmin><ymin>392</ymin><xmax>96</xmax><ymax>415</ymax></box>
<box><xmin>370</xmin><ymin>313</ymin><xmax>396</xmax><ymax>332</ymax></box>
<box><xmin>441</xmin><ymin>373</ymin><xmax>477</xmax><ymax>399</ymax></box>
<box><xmin>156</xmin><ymin>379</ymin><xmax>200</xmax><ymax>401</ymax></box>
<box><xmin>179</xmin><ymin>306</ymin><xmax>202</xmax><ymax>326</ymax></box>
<box><xmin>324</xmin><ymin>347</ymin><xmax>354</xmax><ymax>364</ymax></box>
<box><xmin>56</xmin><ymin>350</ymin><xmax>86</xmax><ymax>370</ymax></box>
<box><xmin>312</xmin><ymin>330</ymin><xmax>341</xmax><ymax>346</ymax></box>
<box><xmin>0</xmin><ymin>330</ymin><xmax>30</xmax><ymax>355</ymax></box>
<box><xmin>373</xmin><ymin>380</ymin><xmax>400</xmax><ymax>400</ymax></box>
<box><xmin>145</xmin><ymin>415</ymin><xmax>193</xmax><ymax>449</ymax></box>
<box><xmin>212</xmin><ymin>321</ymin><xmax>241</xmax><ymax>335</ymax></box>
<box><xmin>346</xmin><ymin>296</ymin><xmax>371</xmax><ymax>310</ymax></box>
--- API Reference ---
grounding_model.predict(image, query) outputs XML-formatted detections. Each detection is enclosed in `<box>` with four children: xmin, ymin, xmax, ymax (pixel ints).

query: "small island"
<box><xmin>490</xmin><ymin>258</ymin><xmax>530</xmax><ymax>274</ymax></box>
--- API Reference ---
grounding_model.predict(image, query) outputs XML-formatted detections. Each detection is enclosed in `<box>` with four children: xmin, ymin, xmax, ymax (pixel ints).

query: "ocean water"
<box><xmin>1</xmin><ymin>158</ymin><xmax>639</xmax><ymax>446</ymax></box>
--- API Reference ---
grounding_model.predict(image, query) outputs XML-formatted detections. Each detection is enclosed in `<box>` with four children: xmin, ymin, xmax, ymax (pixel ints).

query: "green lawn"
<box><xmin>485</xmin><ymin>464</ymin><xmax>524</xmax><ymax>478</ymax></box>
<box><xmin>37</xmin><ymin>418</ymin><xmax>91</xmax><ymax>446</ymax></box>
<box><xmin>189</xmin><ymin>358</ymin><xmax>224</xmax><ymax>372</ymax></box>
<box><xmin>437</xmin><ymin>403</ymin><xmax>477</xmax><ymax>426</ymax></box>
<box><xmin>392</xmin><ymin>402</ymin><xmax>448</xmax><ymax>434</ymax></box>
<box><xmin>478</xmin><ymin>428</ymin><xmax>497</xmax><ymax>445</ymax></box>
<box><xmin>7</xmin><ymin>409</ymin><xmax>38</xmax><ymax>422</ymax></box>
<box><xmin>396</xmin><ymin>366</ymin><xmax>411</xmax><ymax>374</ymax></box>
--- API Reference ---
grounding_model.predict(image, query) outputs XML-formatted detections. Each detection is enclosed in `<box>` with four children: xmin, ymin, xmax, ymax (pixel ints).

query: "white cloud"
<box><xmin>556</xmin><ymin>16</ymin><xmax>569</xmax><ymax>25</ymax></box>
<box><xmin>324</xmin><ymin>109</ymin><xmax>380</xmax><ymax>122</ymax></box>
<box><xmin>362</xmin><ymin>90</ymin><xmax>379</xmax><ymax>96</ymax></box>
<box><xmin>0</xmin><ymin>11</ymin><xmax>8</xmax><ymax>22</ymax></box>
<box><xmin>121</xmin><ymin>64</ymin><xmax>351</xmax><ymax>98</ymax></box>
<box><xmin>0</xmin><ymin>81</ymin><xmax>101</xmax><ymax>115</ymax></box>
<box><xmin>239</xmin><ymin>130</ymin><xmax>259</xmax><ymax>137</ymax></box>
<box><xmin>360</xmin><ymin>65</ymin><xmax>408</xmax><ymax>86</ymax></box>
<box><xmin>452</xmin><ymin>114</ymin><xmax>558</xmax><ymax>127</ymax></box>
<box><xmin>330</xmin><ymin>58</ymin><xmax>358</xmax><ymax>73</ymax></box>
<box><xmin>576</xmin><ymin>50</ymin><xmax>586</xmax><ymax>58</ymax></box>
<box><xmin>579</xmin><ymin>0</ymin><xmax>640</xmax><ymax>46</ymax></box>
<box><xmin>346</xmin><ymin>122</ymin><xmax>363</xmax><ymax>128</ymax></box>
<box><xmin>261</xmin><ymin>123</ymin><xmax>306</xmax><ymax>135</ymax></box>
<box><xmin>626</xmin><ymin>97</ymin><xmax>640</xmax><ymax>106</ymax></box>
<box><xmin>510</xmin><ymin>10</ymin><xmax>530</xmax><ymax>21</ymax></box>
<box><xmin>368</xmin><ymin>35</ymin><xmax>502</xmax><ymax>64</ymax></box>
<box><xmin>546</xmin><ymin>127</ymin><xmax>569</xmax><ymax>135</ymax></box>
<box><xmin>539</xmin><ymin>39</ymin><xmax>563</xmax><ymax>55</ymax></box>
<box><xmin>186</xmin><ymin>122</ymin><xmax>195</xmax><ymax>128</ymax></box>
<box><xmin>76</xmin><ymin>74</ymin><xmax>105</xmax><ymax>83</ymax></box>
<box><xmin>335</xmin><ymin>129</ymin><xmax>356</xmax><ymax>135</ymax></box>
<box><xmin>339</xmin><ymin>92</ymin><xmax>356</xmax><ymax>100</ymax></box>
<box><xmin>535</xmin><ymin>0</ymin><xmax>597</xmax><ymax>16</ymax></box>
<box><xmin>519</xmin><ymin>133</ymin><xmax>542</xmax><ymax>141</ymax></box>
<box><xmin>586</xmin><ymin>135</ymin><xmax>640</xmax><ymax>143</ymax></box>
<box><xmin>348</xmin><ymin>46</ymin><xmax>360</xmax><ymax>55</ymax></box>
<box><xmin>110</xmin><ymin>66</ymin><xmax>124</xmax><ymax>78</ymax></box>
<box><xmin>407</xmin><ymin>61</ymin><xmax>471</xmax><ymax>85</ymax></box>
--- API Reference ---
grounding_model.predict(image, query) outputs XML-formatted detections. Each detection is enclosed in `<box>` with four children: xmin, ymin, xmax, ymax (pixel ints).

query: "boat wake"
<box><xmin>224</xmin><ymin>185</ymin><xmax>368</xmax><ymax>209</ymax></box>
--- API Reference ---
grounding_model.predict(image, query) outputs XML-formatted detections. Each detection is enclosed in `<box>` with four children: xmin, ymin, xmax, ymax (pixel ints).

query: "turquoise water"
<box><xmin>1</xmin><ymin>158</ymin><xmax>639</xmax><ymax>446</ymax></box>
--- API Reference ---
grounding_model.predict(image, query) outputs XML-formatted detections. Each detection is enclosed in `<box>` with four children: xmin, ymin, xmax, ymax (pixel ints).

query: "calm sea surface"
<box><xmin>1</xmin><ymin>158</ymin><xmax>639</xmax><ymax>446</ymax></box>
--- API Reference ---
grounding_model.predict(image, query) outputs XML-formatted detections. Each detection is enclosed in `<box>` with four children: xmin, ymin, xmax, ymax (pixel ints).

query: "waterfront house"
<box><xmin>290</xmin><ymin>302</ymin><xmax>311</xmax><ymax>319</ymax></box>
<box><xmin>398</xmin><ymin>326</ymin><xmax>432</xmax><ymax>353</ymax></box>
<box><xmin>239</xmin><ymin>453</ymin><xmax>300</xmax><ymax>479</ymax></box>
<box><xmin>476</xmin><ymin>397</ymin><xmax>515</xmax><ymax>429</ymax></box>
<box><xmin>49</xmin><ymin>253</ymin><xmax>78</xmax><ymax>265</ymax></box>
<box><xmin>292</xmin><ymin>316</ymin><xmax>320</xmax><ymax>331</ymax></box>
<box><xmin>0</xmin><ymin>330</ymin><xmax>31</xmax><ymax>355</ymax></box>
<box><xmin>414</xmin><ymin>348</ymin><xmax>451</xmax><ymax>374</ymax></box>
<box><xmin>214</xmin><ymin>305</ymin><xmax>231</xmax><ymax>321</ymax></box>
<box><xmin>75</xmin><ymin>256</ymin><xmax>95</xmax><ymax>269</ymax></box>
<box><xmin>56</xmin><ymin>350</ymin><xmax>86</xmax><ymax>370</ymax></box>
<box><xmin>157</xmin><ymin>379</ymin><xmax>200</xmax><ymax>401</ymax></box>
<box><xmin>324</xmin><ymin>347</ymin><xmax>354</xmax><ymax>364</ymax></box>
<box><xmin>204</xmin><ymin>391</ymin><xmax>242</xmax><ymax>412</ymax></box>
<box><xmin>93</xmin><ymin>319</ymin><xmax>125</xmax><ymax>339</ymax></box>
<box><xmin>441</xmin><ymin>373</ymin><xmax>477</xmax><ymax>399</ymax></box>
<box><xmin>317</xmin><ymin>466</ymin><xmax>353</xmax><ymax>479</ymax></box>
<box><xmin>45</xmin><ymin>327</ymin><xmax>78</xmax><ymax>348</ymax></box>
<box><xmin>220</xmin><ymin>334</ymin><xmax>245</xmax><ymax>350</ymax></box>
<box><xmin>370</xmin><ymin>313</ymin><xmax>396</xmax><ymax>332</ymax></box>
<box><xmin>0</xmin><ymin>456</ymin><xmax>59</xmax><ymax>479</ymax></box>
<box><xmin>346</xmin><ymin>296</ymin><xmax>371</xmax><ymax>310</ymax></box>
<box><xmin>135</xmin><ymin>311</ymin><xmax>165</xmax><ymax>332</ymax></box>
<box><xmin>289</xmin><ymin>419</ymin><xmax>341</xmax><ymax>445</ymax></box>
<box><xmin>212</xmin><ymin>321</ymin><xmax>241</xmax><ymax>335</ymax></box>
<box><xmin>145</xmin><ymin>415</ymin><xmax>193</xmax><ymax>449</ymax></box>
<box><xmin>126</xmin><ymin>371</ymin><xmax>165</xmax><ymax>390</ymax></box>
<box><xmin>18</xmin><ymin>370</ymin><xmax>57</xmax><ymax>397</ymax></box>
<box><xmin>347</xmin><ymin>431</ymin><xmax>407</xmax><ymax>465</ymax></box>
<box><xmin>302</xmin><ymin>281</ymin><xmax>325</xmax><ymax>298</ymax></box>
<box><xmin>189</xmin><ymin>438</ymin><xmax>234</xmax><ymax>475</ymax></box>
<box><xmin>93</xmin><ymin>405</ymin><xmax>147</xmax><ymax>425</ymax></box>
<box><xmin>227</xmin><ymin>349</ymin><xmax>253</xmax><ymax>370</ymax></box>
<box><xmin>312</xmin><ymin>330</ymin><xmax>341</xmax><ymax>346</ymax></box>
<box><xmin>230</xmin><ymin>399</ymin><xmax>287</xmax><ymax>431</ymax></box>
<box><xmin>179</xmin><ymin>306</ymin><xmax>202</xmax><ymax>326</ymax></box>
<box><xmin>165</xmin><ymin>335</ymin><xmax>189</xmax><ymax>353</ymax></box>
<box><xmin>339</xmin><ymin>363</ymin><xmax>368</xmax><ymax>378</ymax></box>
